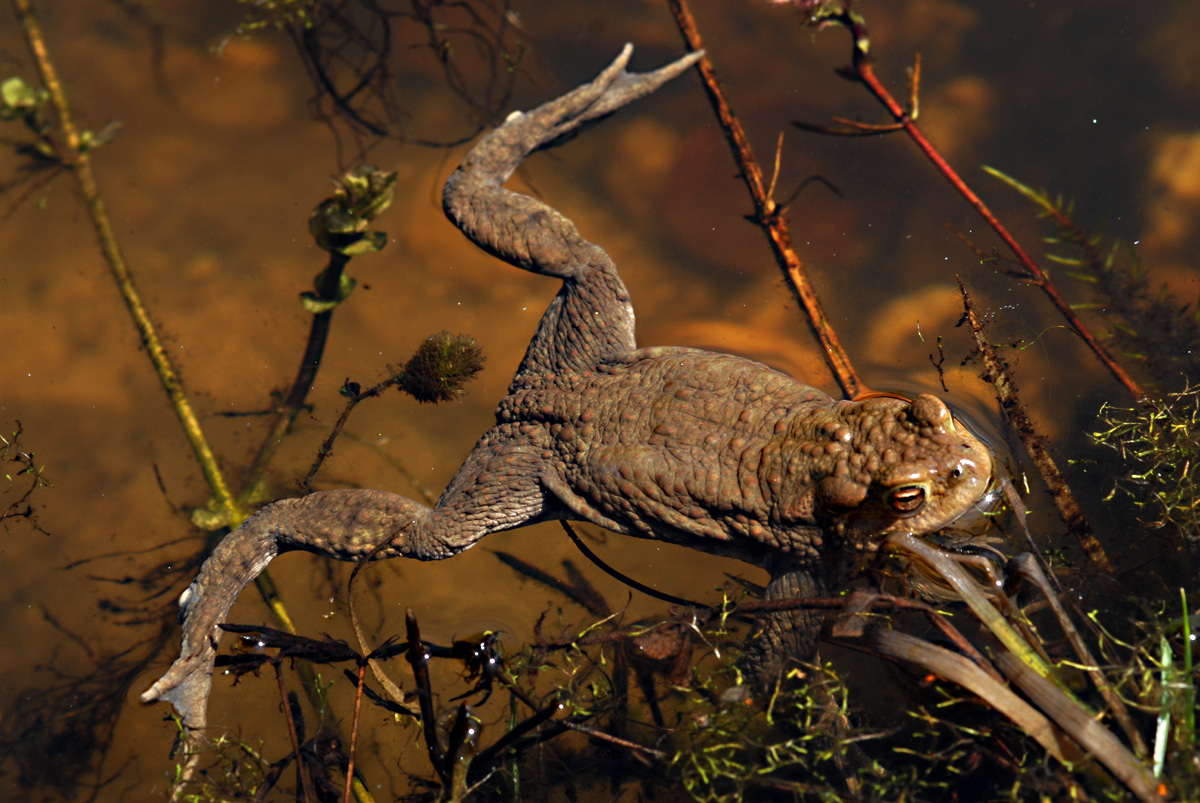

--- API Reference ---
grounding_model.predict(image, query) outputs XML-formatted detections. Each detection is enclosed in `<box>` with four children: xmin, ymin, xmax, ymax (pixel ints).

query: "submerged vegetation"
<box><xmin>977</xmin><ymin>170</ymin><xmax>1200</xmax><ymax>546</ymax></box>
<box><xmin>156</xmin><ymin>563</ymin><xmax>1198</xmax><ymax>802</ymax></box>
<box><xmin>0</xmin><ymin>0</ymin><xmax>1198</xmax><ymax>802</ymax></box>
<box><xmin>1094</xmin><ymin>387</ymin><xmax>1200</xmax><ymax>541</ymax></box>
<box><xmin>984</xmin><ymin>167</ymin><xmax>1200</xmax><ymax>394</ymax></box>
<box><xmin>0</xmin><ymin>423</ymin><xmax>51</xmax><ymax>535</ymax></box>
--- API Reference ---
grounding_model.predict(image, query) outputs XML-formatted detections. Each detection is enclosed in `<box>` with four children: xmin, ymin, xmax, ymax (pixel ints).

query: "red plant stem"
<box><xmin>668</xmin><ymin>0</ymin><xmax>865</xmax><ymax>400</ymax></box>
<box><xmin>343</xmin><ymin>662</ymin><xmax>367</xmax><ymax>803</ymax></box>
<box><xmin>405</xmin><ymin>611</ymin><xmax>445</xmax><ymax>777</ymax></box>
<box><xmin>275</xmin><ymin>661</ymin><xmax>316</xmax><ymax>803</ymax></box>
<box><xmin>833</xmin><ymin>13</ymin><xmax>1144</xmax><ymax>402</ymax></box>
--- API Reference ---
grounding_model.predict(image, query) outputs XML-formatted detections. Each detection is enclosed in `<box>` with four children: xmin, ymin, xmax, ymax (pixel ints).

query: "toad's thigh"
<box><xmin>430</xmin><ymin>425</ymin><xmax>557</xmax><ymax>549</ymax></box>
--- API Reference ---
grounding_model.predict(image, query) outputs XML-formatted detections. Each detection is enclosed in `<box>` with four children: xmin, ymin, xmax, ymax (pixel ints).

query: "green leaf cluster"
<box><xmin>233</xmin><ymin>0</ymin><xmax>315</xmax><ymax>34</ymax></box>
<box><xmin>0</xmin><ymin>76</ymin><xmax>48</xmax><ymax>122</ymax></box>
<box><xmin>308</xmin><ymin>165</ymin><xmax>398</xmax><ymax>257</ymax></box>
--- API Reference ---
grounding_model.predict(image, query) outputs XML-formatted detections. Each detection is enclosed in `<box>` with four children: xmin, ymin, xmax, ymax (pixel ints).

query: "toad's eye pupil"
<box><xmin>888</xmin><ymin>486</ymin><xmax>926</xmax><ymax>514</ymax></box>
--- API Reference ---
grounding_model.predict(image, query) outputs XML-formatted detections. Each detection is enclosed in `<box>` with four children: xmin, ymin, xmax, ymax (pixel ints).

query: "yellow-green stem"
<box><xmin>10</xmin><ymin>6</ymin><xmax>376</xmax><ymax>800</ymax></box>
<box><xmin>11</xmin><ymin>0</ymin><xmax>241</xmax><ymax>524</ymax></box>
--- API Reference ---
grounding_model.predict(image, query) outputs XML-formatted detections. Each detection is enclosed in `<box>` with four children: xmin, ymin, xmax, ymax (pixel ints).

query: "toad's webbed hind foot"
<box><xmin>444</xmin><ymin>43</ymin><xmax>702</xmax><ymax>219</ymax></box>
<box><xmin>444</xmin><ymin>45</ymin><xmax>701</xmax><ymax>383</ymax></box>
<box><xmin>140</xmin><ymin>490</ymin><xmax>443</xmax><ymax>732</ymax></box>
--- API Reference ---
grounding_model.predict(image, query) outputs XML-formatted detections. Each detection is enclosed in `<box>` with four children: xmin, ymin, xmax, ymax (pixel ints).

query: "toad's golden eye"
<box><xmin>887</xmin><ymin>485</ymin><xmax>926</xmax><ymax>515</ymax></box>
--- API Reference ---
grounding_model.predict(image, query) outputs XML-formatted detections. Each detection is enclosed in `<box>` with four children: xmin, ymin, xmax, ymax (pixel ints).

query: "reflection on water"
<box><xmin>0</xmin><ymin>0</ymin><xmax>1197</xmax><ymax>799</ymax></box>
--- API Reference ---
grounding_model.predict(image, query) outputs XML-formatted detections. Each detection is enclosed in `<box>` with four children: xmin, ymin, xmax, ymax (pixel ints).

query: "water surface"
<box><xmin>0</xmin><ymin>0</ymin><xmax>1196</xmax><ymax>798</ymax></box>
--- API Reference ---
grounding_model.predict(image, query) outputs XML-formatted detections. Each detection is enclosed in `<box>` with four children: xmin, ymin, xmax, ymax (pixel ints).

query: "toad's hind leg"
<box><xmin>142</xmin><ymin>429</ymin><xmax>553</xmax><ymax>733</ymax></box>
<box><xmin>443</xmin><ymin>45</ymin><xmax>700</xmax><ymax>385</ymax></box>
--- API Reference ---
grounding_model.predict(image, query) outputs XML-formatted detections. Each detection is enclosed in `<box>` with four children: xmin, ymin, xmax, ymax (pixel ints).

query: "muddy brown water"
<box><xmin>0</xmin><ymin>1</ymin><xmax>1197</xmax><ymax>799</ymax></box>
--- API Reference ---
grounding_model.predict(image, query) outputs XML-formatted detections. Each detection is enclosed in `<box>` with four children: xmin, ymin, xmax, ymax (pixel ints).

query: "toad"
<box><xmin>143</xmin><ymin>46</ymin><xmax>993</xmax><ymax>731</ymax></box>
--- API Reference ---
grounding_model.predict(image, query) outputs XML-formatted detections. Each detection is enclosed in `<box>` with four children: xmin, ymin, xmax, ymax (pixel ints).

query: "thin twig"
<box><xmin>559</xmin><ymin>521</ymin><xmax>704</xmax><ymax>608</ymax></box>
<box><xmin>823</xmin><ymin>10</ymin><xmax>1143</xmax><ymax>401</ymax></box>
<box><xmin>556</xmin><ymin>720</ymin><xmax>668</xmax><ymax>761</ymax></box>
<box><xmin>667</xmin><ymin>0</ymin><xmax>864</xmax><ymax>400</ymax></box>
<box><xmin>992</xmin><ymin>648</ymin><xmax>1163</xmax><ymax>802</ymax></box>
<box><xmin>1011</xmin><ymin>554</ymin><xmax>1147</xmax><ymax>757</ymax></box>
<box><xmin>342</xmin><ymin>661</ymin><xmax>367</xmax><ymax>803</ymax></box>
<box><xmin>347</xmin><ymin>551</ymin><xmax>420</xmax><ymax>715</ymax></box>
<box><xmin>958</xmin><ymin>281</ymin><xmax>1113</xmax><ymax>572</ymax></box>
<box><xmin>887</xmin><ymin>531</ymin><xmax>1059</xmax><ymax>681</ymax></box>
<box><xmin>274</xmin><ymin>660</ymin><xmax>316</xmax><ymax>803</ymax></box>
<box><xmin>242</xmin><ymin>251</ymin><xmax>352</xmax><ymax>499</ymax></box>
<box><xmin>302</xmin><ymin>368</ymin><xmax>404</xmax><ymax>491</ymax></box>
<box><xmin>468</xmin><ymin>699</ymin><xmax>561</xmax><ymax>780</ymax></box>
<box><xmin>867</xmin><ymin>628</ymin><xmax>1080</xmax><ymax>765</ymax></box>
<box><xmin>406</xmin><ymin>610</ymin><xmax>446</xmax><ymax>782</ymax></box>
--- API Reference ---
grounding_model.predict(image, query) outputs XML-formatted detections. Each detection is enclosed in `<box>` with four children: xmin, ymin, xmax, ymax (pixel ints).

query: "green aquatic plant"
<box><xmin>168</xmin><ymin>725</ymin><xmax>273</xmax><ymax>803</ymax></box>
<box><xmin>0</xmin><ymin>422</ymin><xmax>51</xmax><ymax>535</ymax></box>
<box><xmin>985</xmin><ymin>167</ymin><xmax>1200</xmax><ymax>393</ymax></box>
<box><xmin>1085</xmin><ymin>591</ymin><xmax>1199</xmax><ymax>802</ymax></box>
<box><xmin>667</xmin><ymin>665</ymin><xmax>1059</xmax><ymax>803</ymax></box>
<box><xmin>669</xmin><ymin>665</ymin><xmax>873</xmax><ymax>803</ymax></box>
<box><xmin>1094</xmin><ymin>385</ymin><xmax>1200</xmax><ymax>540</ymax></box>
<box><xmin>231</xmin><ymin>0</ymin><xmax>315</xmax><ymax>35</ymax></box>
<box><xmin>1152</xmin><ymin>590</ymin><xmax>1196</xmax><ymax>792</ymax></box>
